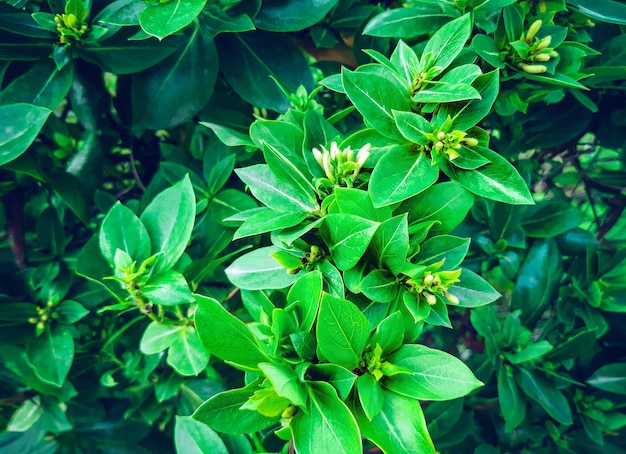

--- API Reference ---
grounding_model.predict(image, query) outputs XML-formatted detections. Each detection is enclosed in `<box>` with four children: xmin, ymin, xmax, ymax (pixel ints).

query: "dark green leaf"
<box><xmin>587</xmin><ymin>363</ymin><xmax>626</xmax><ymax>395</ymax></box>
<box><xmin>516</xmin><ymin>367</ymin><xmax>572</xmax><ymax>425</ymax></box>
<box><xmin>132</xmin><ymin>27</ymin><xmax>217</xmax><ymax>132</ymax></box>
<box><xmin>167</xmin><ymin>327</ymin><xmax>209</xmax><ymax>376</ymax></box>
<box><xmin>99</xmin><ymin>202</ymin><xmax>151</xmax><ymax>265</ymax></box>
<box><xmin>0</xmin><ymin>103</ymin><xmax>51</xmax><ymax>166</ymax></box>
<box><xmin>26</xmin><ymin>325</ymin><xmax>74</xmax><ymax>387</ymax></box>
<box><xmin>497</xmin><ymin>367</ymin><xmax>525</xmax><ymax>432</ymax></box>
<box><xmin>0</xmin><ymin>60</ymin><xmax>72</xmax><ymax>109</ymax></box>
<box><xmin>423</xmin><ymin>14</ymin><xmax>472</xmax><ymax>71</ymax></box>
<box><xmin>287</xmin><ymin>270</ymin><xmax>323</xmax><ymax>332</ymax></box>
<box><xmin>448</xmin><ymin>268</ymin><xmax>500</xmax><ymax>308</ymax></box>
<box><xmin>254</xmin><ymin>0</ymin><xmax>338</xmax><ymax>32</ymax></box>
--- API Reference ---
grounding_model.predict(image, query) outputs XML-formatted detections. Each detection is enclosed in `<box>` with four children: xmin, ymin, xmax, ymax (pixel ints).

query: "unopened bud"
<box><xmin>312</xmin><ymin>147</ymin><xmax>324</xmax><ymax>167</ymax></box>
<box><xmin>437</xmin><ymin>131</ymin><xmax>446</xmax><ymax>140</ymax></box>
<box><xmin>356</xmin><ymin>144</ymin><xmax>371</xmax><ymax>167</ymax></box>
<box><xmin>533</xmin><ymin>53</ymin><xmax>551</xmax><ymax>62</ymax></box>
<box><xmin>526</xmin><ymin>20</ymin><xmax>542</xmax><ymax>43</ymax></box>
<box><xmin>536</xmin><ymin>35</ymin><xmax>552</xmax><ymax>50</ymax></box>
<box><xmin>330</xmin><ymin>142</ymin><xmax>340</xmax><ymax>160</ymax></box>
<box><xmin>434</xmin><ymin>141</ymin><xmax>444</xmax><ymax>151</ymax></box>
<box><xmin>28</xmin><ymin>317</ymin><xmax>38</xmax><ymax>324</ymax></box>
<box><xmin>549</xmin><ymin>50</ymin><xmax>559</xmax><ymax>58</ymax></box>
<box><xmin>519</xmin><ymin>63</ymin><xmax>547</xmax><ymax>74</ymax></box>
<box><xmin>444</xmin><ymin>292</ymin><xmax>460</xmax><ymax>305</ymax></box>
<box><xmin>424</xmin><ymin>292</ymin><xmax>437</xmax><ymax>305</ymax></box>
<box><xmin>423</xmin><ymin>274</ymin><xmax>435</xmax><ymax>286</ymax></box>
<box><xmin>464</xmin><ymin>137</ymin><xmax>478</xmax><ymax>147</ymax></box>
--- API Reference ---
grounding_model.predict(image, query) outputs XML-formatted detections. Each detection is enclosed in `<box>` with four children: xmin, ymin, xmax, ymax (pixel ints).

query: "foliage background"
<box><xmin>1</xmin><ymin>0</ymin><xmax>626</xmax><ymax>453</ymax></box>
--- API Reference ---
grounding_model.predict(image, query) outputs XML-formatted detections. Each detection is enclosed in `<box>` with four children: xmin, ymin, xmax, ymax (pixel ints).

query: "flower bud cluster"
<box><xmin>425</xmin><ymin>129</ymin><xmax>478</xmax><ymax>162</ymax></box>
<box><xmin>28</xmin><ymin>300</ymin><xmax>57</xmax><ymax>335</ymax></box>
<box><xmin>403</xmin><ymin>267</ymin><xmax>462</xmax><ymax>306</ymax></box>
<box><xmin>312</xmin><ymin>142</ymin><xmax>370</xmax><ymax>189</ymax></box>
<box><xmin>54</xmin><ymin>13</ymin><xmax>88</xmax><ymax>45</ymax></box>
<box><xmin>517</xmin><ymin>20</ymin><xmax>559</xmax><ymax>75</ymax></box>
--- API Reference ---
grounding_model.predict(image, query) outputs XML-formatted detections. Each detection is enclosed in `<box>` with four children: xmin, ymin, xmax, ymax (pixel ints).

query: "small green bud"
<box><xmin>549</xmin><ymin>50</ymin><xmax>559</xmax><ymax>58</ymax></box>
<box><xmin>437</xmin><ymin>131</ymin><xmax>446</xmax><ymax>140</ymax></box>
<box><xmin>533</xmin><ymin>53</ymin><xmax>551</xmax><ymax>62</ymax></box>
<box><xmin>464</xmin><ymin>137</ymin><xmax>478</xmax><ymax>147</ymax></box>
<box><xmin>536</xmin><ymin>35</ymin><xmax>552</xmax><ymax>51</ymax></box>
<box><xmin>434</xmin><ymin>141</ymin><xmax>444</xmax><ymax>151</ymax></box>
<box><xmin>28</xmin><ymin>317</ymin><xmax>38</xmax><ymax>324</ymax></box>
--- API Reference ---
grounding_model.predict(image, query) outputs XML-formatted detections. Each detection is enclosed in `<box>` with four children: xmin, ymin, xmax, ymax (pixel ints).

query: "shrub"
<box><xmin>1</xmin><ymin>0</ymin><xmax>626</xmax><ymax>453</ymax></box>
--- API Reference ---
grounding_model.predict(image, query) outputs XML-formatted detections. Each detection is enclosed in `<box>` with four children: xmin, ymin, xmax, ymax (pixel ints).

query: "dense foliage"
<box><xmin>2</xmin><ymin>0</ymin><xmax>626</xmax><ymax>453</ymax></box>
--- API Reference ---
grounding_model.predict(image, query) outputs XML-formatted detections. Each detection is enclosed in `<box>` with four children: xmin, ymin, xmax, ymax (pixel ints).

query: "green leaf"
<box><xmin>393</xmin><ymin>110</ymin><xmax>432</xmax><ymax>145</ymax></box>
<box><xmin>384</xmin><ymin>344</ymin><xmax>483</xmax><ymax>400</ymax></box>
<box><xmin>447</xmin><ymin>268</ymin><xmax>500</xmax><ymax>308</ymax></box>
<box><xmin>369</xmin><ymin>147</ymin><xmax>439</xmax><ymax>207</ymax></box>
<box><xmin>292</xmin><ymin>381</ymin><xmax>361</xmax><ymax>454</ymax></box>
<box><xmin>321</xmin><ymin>214</ymin><xmax>379</xmax><ymax>271</ymax></box>
<box><xmin>234</xmin><ymin>209</ymin><xmax>307</xmax><ymax>240</ymax></box>
<box><xmin>79</xmin><ymin>40</ymin><xmax>177</xmax><ymax>75</ymax></box>
<box><xmin>26</xmin><ymin>325</ymin><xmax>74</xmax><ymax>387</ymax></box>
<box><xmin>195</xmin><ymin>294</ymin><xmax>269</xmax><ymax>370</ymax></box>
<box><xmin>516</xmin><ymin>367</ymin><xmax>572</xmax><ymax>425</ymax></box>
<box><xmin>370</xmin><ymin>312</ymin><xmax>404</xmax><ymax>355</ymax></box>
<box><xmin>0</xmin><ymin>103</ymin><xmax>51</xmax><ymax>166</ymax></box>
<box><xmin>414</xmin><ymin>235</ymin><xmax>470</xmax><ymax>270</ymax></box>
<box><xmin>140</xmin><ymin>176</ymin><xmax>196</xmax><ymax>275</ymax></box>
<box><xmin>497</xmin><ymin>368</ymin><xmax>526</xmax><ymax>432</ymax></box>
<box><xmin>512</xmin><ymin>240</ymin><xmax>562</xmax><ymax>323</ymax></box>
<box><xmin>192</xmin><ymin>385</ymin><xmax>280</xmax><ymax>433</ymax></box>
<box><xmin>357</xmin><ymin>373</ymin><xmax>384</xmax><ymax>421</ymax></box>
<box><xmin>334</xmin><ymin>188</ymin><xmax>391</xmax><ymax>222</ymax></box>
<box><xmin>363</xmin><ymin>7</ymin><xmax>451</xmax><ymax>38</ymax></box>
<box><xmin>140</xmin><ymin>322</ymin><xmax>185</xmax><ymax>354</ymax></box>
<box><xmin>446</xmin><ymin>73</ymin><xmax>501</xmax><ymax>132</ymax></box>
<box><xmin>587</xmin><ymin>363</ymin><xmax>626</xmax><ymax>395</ymax></box>
<box><xmin>132</xmin><ymin>26</ymin><xmax>217</xmax><ymax>132</ymax></box>
<box><xmin>175</xmin><ymin>416</ymin><xmax>228</xmax><ymax>454</ymax></box>
<box><xmin>472</xmin><ymin>35</ymin><xmax>505</xmax><ymax>69</ymax></box>
<box><xmin>442</xmin><ymin>146</ymin><xmax>534</xmax><ymax>205</ymax></box>
<box><xmin>236</xmin><ymin>164</ymin><xmax>319</xmax><ymax>213</ymax></box>
<box><xmin>139</xmin><ymin>0</ymin><xmax>207</xmax><ymax>40</ymax></box>
<box><xmin>573</xmin><ymin>0</ymin><xmax>626</xmax><ymax>25</ymax></box>
<box><xmin>423</xmin><ymin>14</ymin><xmax>472</xmax><ymax>72</ymax></box>
<box><xmin>521</xmin><ymin>201</ymin><xmax>584</xmax><ymax>237</ymax></box>
<box><xmin>342</xmin><ymin>68</ymin><xmax>410</xmax><ymax>140</ymax></box>
<box><xmin>316</xmin><ymin>293</ymin><xmax>370</xmax><ymax>370</ymax></box>
<box><xmin>259</xmin><ymin>363</ymin><xmax>307</xmax><ymax>407</ymax></box>
<box><xmin>167</xmin><ymin>327</ymin><xmax>209</xmax><ymax>376</ymax></box>
<box><xmin>370</xmin><ymin>215</ymin><xmax>409</xmax><ymax>275</ymax></box>
<box><xmin>56</xmin><ymin>300</ymin><xmax>89</xmax><ymax>324</ymax></box>
<box><xmin>99</xmin><ymin>202</ymin><xmax>151</xmax><ymax>266</ymax></box>
<box><xmin>0</xmin><ymin>60</ymin><xmax>72</xmax><ymax>109</ymax></box>
<box><xmin>505</xmin><ymin>341</ymin><xmax>553</xmax><ymax>364</ymax></box>
<box><xmin>361</xmin><ymin>270</ymin><xmax>399</xmax><ymax>303</ymax></box>
<box><xmin>48</xmin><ymin>171</ymin><xmax>91</xmax><ymax>224</ymax></box>
<box><xmin>308</xmin><ymin>364</ymin><xmax>357</xmax><ymax>400</ymax></box>
<box><xmin>413</xmin><ymin>83</ymin><xmax>481</xmax><ymax>104</ymax></box>
<box><xmin>260</xmin><ymin>141</ymin><xmax>319</xmax><ymax>209</ymax></box>
<box><xmin>402</xmin><ymin>181</ymin><xmax>474</xmax><ymax>235</ymax></box>
<box><xmin>287</xmin><ymin>270</ymin><xmax>323</xmax><ymax>332</ymax></box>
<box><xmin>217</xmin><ymin>31</ymin><xmax>314</xmax><ymax>112</ymax></box>
<box><xmin>254</xmin><ymin>0</ymin><xmax>338</xmax><ymax>32</ymax></box>
<box><xmin>356</xmin><ymin>391</ymin><xmax>435</xmax><ymax>454</ymax></box>
<box><xmin>225</xmin><ymin>246</ymin><xmax>299</xmax><ymax>290</ymax></box>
